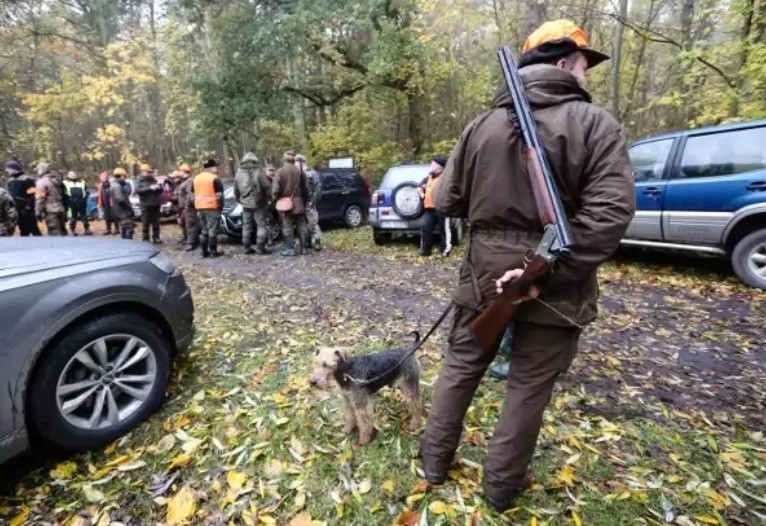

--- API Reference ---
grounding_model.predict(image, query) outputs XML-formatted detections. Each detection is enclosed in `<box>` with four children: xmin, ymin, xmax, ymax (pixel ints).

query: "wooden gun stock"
<box><xmin>468</xmin><ymin>255</ymin><xmax>550</xmax><ymax>350</ymax></box>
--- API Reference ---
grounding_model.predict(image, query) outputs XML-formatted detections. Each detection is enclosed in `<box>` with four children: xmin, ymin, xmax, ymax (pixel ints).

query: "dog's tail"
<box><xmin>408</xmin><ymin>331</ymin><xmax>421</xmax><ymax>348</ymax></box>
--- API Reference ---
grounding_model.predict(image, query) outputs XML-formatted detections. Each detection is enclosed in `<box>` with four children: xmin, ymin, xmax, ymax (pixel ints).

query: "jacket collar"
<box><xmin>492</xmin><ymin>64</ymin><xmax>592</xmax><ymax>110</ymax></box>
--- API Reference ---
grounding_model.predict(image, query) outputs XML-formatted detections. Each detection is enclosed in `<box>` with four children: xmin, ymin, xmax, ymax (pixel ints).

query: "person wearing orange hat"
<box><xmin>136</xmin><ymin>163</ymin><xmax>163</xmax><ymax>243</ymax></box>
<box><xmin>110</xmin><ymin>167</ymin><xmax>134</xmax><ymax>239</ymax></box>
<box><xmin>175</xmin><ymin>163</ymin><xmax>199</xmax><ymax>248</ymax></box>
<box><xmin>419</xmin><ymin>20</ymin><xmax>635</xmax><ymax>511</ymax></box>
<box><xmin>97</xmin><ymin>171</ymin><xmax>118</xmax><ymax>235</ymax></box>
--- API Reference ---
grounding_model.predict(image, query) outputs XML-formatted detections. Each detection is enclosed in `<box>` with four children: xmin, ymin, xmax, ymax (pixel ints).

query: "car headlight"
<box><xmin>150</xmin><ymin>252</ymin><xmax>177</xmax><ymax>275</ymax></box>
<box><xmin>230</xmin><ymin>204</ymin><xmax>242</xmax><ymax>217</ymax></box>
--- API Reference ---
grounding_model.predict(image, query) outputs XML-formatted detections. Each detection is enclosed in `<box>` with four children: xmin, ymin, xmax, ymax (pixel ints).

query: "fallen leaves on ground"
<box><xmin>1</xmin><ymin>226</ymin><xmax>764</xmax><ymax>525</ymax></box>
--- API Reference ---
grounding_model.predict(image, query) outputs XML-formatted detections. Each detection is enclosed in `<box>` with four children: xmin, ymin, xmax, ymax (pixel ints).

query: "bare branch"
<box><xmin>283</xmin><ymin>83</ymin><xmax>366</xmax><ymax>107</ymax></box>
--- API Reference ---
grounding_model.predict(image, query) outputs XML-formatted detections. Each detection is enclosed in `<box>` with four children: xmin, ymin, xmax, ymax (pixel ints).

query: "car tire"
<box><xmin>344</xmin><ymin>205</ymin><xmax>364</xmax><ymax>228</ymax></box>
<box><xmin>373</xmin><ymin>228</ymin><xmax>390</xmax><ymax>245</ymax></box>
<box><xmin>731</xmin><ymin>228</ymin><xmax>766</xmax><ymax>290</ymax></box>
<box><xmin>28</xmin><ymin>313</ymin><xmax>172</xmax><ymax>451</ymax></box>
<box><xmin>391</xmin><ymin>182</ymin><xmax>424</xmax><ymax>219</ymax></box>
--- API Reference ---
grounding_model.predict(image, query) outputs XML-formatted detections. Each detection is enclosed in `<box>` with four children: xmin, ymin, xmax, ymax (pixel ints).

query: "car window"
<box><xmin>678</xmin><ymin>126</ymin><xmax>766</xmax><ymax>179</ymax></box>
<box><xmin>343</xmin><ymin>172</ymin><xmax>362</xmax><ymax>189</ymax></box>
<box><xmin>380</xmin><ymin>165</ymin><xmax>430</xmax><ymax>189</ymax></box>
<box><xmin>321</xmin><ymin>173</ymin><xmax>343</xmax><ymax>191</ymax></box>
<box><xmin>629</xmin><ymin>139</ymin><xmax>674</xmax><ymax>182</ymax></box>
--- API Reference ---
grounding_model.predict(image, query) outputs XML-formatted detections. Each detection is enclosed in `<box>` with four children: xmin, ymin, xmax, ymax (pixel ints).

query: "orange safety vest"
<box><xmin>193</xmin><ymin>171</ymin><xmax>219</xmax><ymax>210</ymax></box>
<box><xmin>424</xmin><ymin>175</ymin><xmax>439</xmax><ymax>209</ymax></box>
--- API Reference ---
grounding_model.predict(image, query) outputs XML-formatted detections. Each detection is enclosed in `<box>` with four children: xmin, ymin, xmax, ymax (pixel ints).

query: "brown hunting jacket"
<box><xmin>272</xmin><ymin>161</ymin><xmax>309</xmax><ymax>215</ymax></box>
<box><xmin>435</xmin><ymin>64</ymin><xmax>635</xmax><ymax>327</ymax></box>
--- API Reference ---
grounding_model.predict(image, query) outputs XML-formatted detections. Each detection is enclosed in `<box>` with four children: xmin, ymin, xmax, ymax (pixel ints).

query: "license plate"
<box><xmin>382</xmin><ymin>220</ymin><xmax>409</xmax><ymax>229</ymax></box>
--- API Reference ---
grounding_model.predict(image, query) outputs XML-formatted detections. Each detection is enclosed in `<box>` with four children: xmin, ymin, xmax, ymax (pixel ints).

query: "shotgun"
<box><xmin>468</xmin><ymin>46</ymin><xmax>574</xmax><ymax>350</ymax></box>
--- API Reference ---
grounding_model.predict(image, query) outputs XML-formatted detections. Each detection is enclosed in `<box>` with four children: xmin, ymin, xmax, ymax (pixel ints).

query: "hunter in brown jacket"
<box><xmin>420</xmin><ymin>20</ymin><xmax>635</xmax><ymax>511</ymax></box>
<box><xmin>272</xmin><ymin>150</ymin><xmax>310</xmax><ymax>255</ymax></box>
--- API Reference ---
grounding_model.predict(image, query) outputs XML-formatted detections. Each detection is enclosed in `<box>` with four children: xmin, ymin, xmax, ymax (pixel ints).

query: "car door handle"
<box><xmin>643</xmin><ymin>187</ymin><xmax>662</xmax><ymax>196</ymax></box>
<box><xmin>746</xmin><ymin>181</ymin><xmax>766</xmax><ymax>191</ymax></box>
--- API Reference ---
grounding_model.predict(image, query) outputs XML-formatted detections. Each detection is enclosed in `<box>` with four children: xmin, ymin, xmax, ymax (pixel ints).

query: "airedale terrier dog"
<box><xmin>309</xmin><ymin>334</ymin><xmax>423</xmax><ymax>445</ymax></box>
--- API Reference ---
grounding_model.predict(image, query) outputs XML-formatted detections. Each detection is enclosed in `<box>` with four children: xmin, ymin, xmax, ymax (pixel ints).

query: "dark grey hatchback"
<box><xmin>0</xmin><ymin>238</ymin><xmax>194</xmax><ymax>464</ymax></box>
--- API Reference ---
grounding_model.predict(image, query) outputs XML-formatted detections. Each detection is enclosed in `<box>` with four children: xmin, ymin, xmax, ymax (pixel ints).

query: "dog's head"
<box><xmin>309</xmin><ymin>347</ymin><xmax>347</xmax><ymax>388</ymax></box>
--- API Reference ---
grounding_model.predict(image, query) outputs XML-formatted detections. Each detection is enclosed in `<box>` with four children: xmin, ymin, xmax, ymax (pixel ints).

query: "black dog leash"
<box><xmin>343</xmin><ymin>304</ymin><xmax>453</xmax><ymax>386</ymax></box>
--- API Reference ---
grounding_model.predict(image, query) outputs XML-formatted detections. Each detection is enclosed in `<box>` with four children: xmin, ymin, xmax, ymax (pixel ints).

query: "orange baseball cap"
<box><xmin>520</xmin><ymin>20</ymin><xmax>609</xmax><ymax>69</ymax></box>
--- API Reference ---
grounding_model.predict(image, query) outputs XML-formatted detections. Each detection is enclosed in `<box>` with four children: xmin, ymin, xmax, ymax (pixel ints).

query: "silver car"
<box><xmin>0</xmin><ymin>238</ymin><xmax>194</xmax><ymax>464</ymax></box>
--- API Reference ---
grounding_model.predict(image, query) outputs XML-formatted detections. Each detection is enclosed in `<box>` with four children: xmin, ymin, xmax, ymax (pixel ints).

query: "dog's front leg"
<box><xmin>351</xmin><ymin>394</ymin><xmax>375</xmax><ymax>445</ymax></box>
<box><xmin>341</xmin><ymin>394</ymin><xmax>357</xmax><ymax>435</ymax></box>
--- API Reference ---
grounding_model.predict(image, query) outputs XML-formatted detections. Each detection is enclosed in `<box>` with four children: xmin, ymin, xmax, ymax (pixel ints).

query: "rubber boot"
<box><xmin>201</xmin><ymin>236</ymin><xmax>210</xmax><ymax>258</ymax></box>
<box><xmin>281</xmin><ymin>239</ymin><xmax>296</xmax><ymax>257</ymax></box>
<box><xmin>243</xmin><ymin>233</ymin><xmax>255</xmax><ymax>254</ymax></box>
<box><xmin>255</xmin><ymin>238</ymin><xmax>271</xmax><ymax>255</ymax></box>
<box><xmin>301</xmin><ymin>233</ymin><xmax>312</xmax><ymax>255</ymax></box>
<box><xmin>210</xmin><ymin>237</ymin><xmax>224</xmax><ymax>258</ymax></box>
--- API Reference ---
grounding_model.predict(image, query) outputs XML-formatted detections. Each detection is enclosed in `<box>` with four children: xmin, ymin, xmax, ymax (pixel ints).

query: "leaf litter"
<box><xmin>0</xmin><ymin>226</ymin><xmax>764</xmax><ymax>525</ymax></box>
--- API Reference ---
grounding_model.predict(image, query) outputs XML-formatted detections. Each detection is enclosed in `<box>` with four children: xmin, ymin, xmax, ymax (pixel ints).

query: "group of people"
<box><xmin>0</xmin><ymin>161</ymin><xmax>95</xmax><ymax>237</ymax></box>
<box><xmin>230</xmin><ymin>150</ymin><xmax>322</xmax><ymax>256</ymax></box>
<box><xmin>1</xmin><ymin>150</ymin><xmax>323</xmax><ymax>260</ymax></box>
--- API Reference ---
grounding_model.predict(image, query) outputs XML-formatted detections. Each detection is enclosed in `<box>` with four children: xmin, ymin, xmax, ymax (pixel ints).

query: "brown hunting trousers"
<box><xmin>420</xmin><ymin>306</ymin><xmax>580</xmax><ymax>492</ymax></box>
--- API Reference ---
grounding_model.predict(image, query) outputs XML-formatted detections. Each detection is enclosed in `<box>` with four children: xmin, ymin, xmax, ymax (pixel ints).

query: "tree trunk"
<box><xmin>408</xmin><ymin>93</ymin><xmax>425</xmax><ymax>157</ymax></box>
<box><xmin>521</xmin><ymin>1</ymin><xmax>546</xmax><ymax>39</ymax></box>
<box><xmin>610</xmin><ymin>0</ymin><xmax>629</xmax><ymax>117</ymax></box>
<box><xmin>732</xmin><ymin>0</ymin><xmax>755</xmax><ymax>116</ymax></box>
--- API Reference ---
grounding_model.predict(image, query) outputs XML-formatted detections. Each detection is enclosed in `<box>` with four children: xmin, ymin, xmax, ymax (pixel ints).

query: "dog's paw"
<box><xmin>342</xmin><ymin>423</ymin><xmax>356</xmax><ymax>435</ymax></box>
<box><xmin>408</xmin><ymin>418</ymin><xmax>422</xmax><ymax>432</ymax></box>
<box><xmin>357</xmin><ymin>428</ymin><xmax>377</xmax><ymax>445</ymax></box>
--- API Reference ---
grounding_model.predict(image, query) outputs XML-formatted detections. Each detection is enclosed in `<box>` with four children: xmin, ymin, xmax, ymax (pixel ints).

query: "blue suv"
<box><xmin>624</xmin><ymin>119</ymin><xmax>766</xmax><ymax>289</ymax></box>
<box><xmin>369</xmin><ymin>163</ymin><xmax>465</xmax><ymax>246</ymax></box>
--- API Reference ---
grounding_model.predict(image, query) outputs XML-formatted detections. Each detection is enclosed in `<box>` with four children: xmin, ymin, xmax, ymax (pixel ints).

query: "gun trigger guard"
<box><xmin>523</xmin><ymin>250</ymin><xmax>535</xmax><ymax>265</ymax></box>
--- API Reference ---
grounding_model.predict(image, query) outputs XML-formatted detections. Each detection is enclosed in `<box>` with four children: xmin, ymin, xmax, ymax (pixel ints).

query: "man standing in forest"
<box><xmin>418</xmin><ymin>20</ymin><xmax>635</xmax><ymax>511</ymax></box>
<box><xmin>234</xmin><ymin>152</ymin><xmax>273</xmax><ymax>255</ymax></box>
<box><xmin>296</xmin><ymin>154</ymin><xmax>322</xmax><ymax>251</ymax></box>
<box><xmin>272</xmin><ymin>150</ymin><xmax>309</xmax><ymax>256</ymax></box>
<box><xmin>417</xmin><ymin>156</ymin><xmax>448</xmax><ymax>256</ymax></box>
<box><xmin>193</xmin><ymin>159</ymin><xmax>225</xmax><ymax>257</ymax></box>
<box><xmin>177</xmin><ymin>163</ymin><xmax>199</xmax><ymax>251</ymax></box>
<box><xmin>264</xmin><ymin>163</ymin><xmax>281</xmax><ymax>246</ymax></box>
<box><xmin>64</xmin><ymin>170</ymin><xmax>92</xmax><ymax>236</ymax></box>
<box><xmin>35</xmin><ymin>163</ymin><xmax>68</xmax><ymax>236</ymax></box>
<box><xmin>136</xmin><ymin>163</ymin><xmax>163</xmax><ymax>243</ymax></box>
<box><xmin>0</xmin><ymin>185</ymin><xmax>18</xmax><ymax>236</ymax></box>
<box><xmin>6</xmin><ymin>160</ymin><xmax>41</xmax><ymax>236</ymax></box>
<box><xmin>110</xmin><ymin>167</ymin><xmax>134</xmax><ymax>239</ymax></box>
<box><xmin>97</xmin><ymin>171</ymin><xmax>117</xmax><ymax>235</ymax></box>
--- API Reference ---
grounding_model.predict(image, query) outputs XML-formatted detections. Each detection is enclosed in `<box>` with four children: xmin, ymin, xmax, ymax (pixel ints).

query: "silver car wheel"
<box><xmin>748</xmin><ymin>241</ymin><xmax>766</xmax><ymax>278</ymax></box>
<box><xmin>346</xmin><ymin>206</ymin><xmax>363</xmax><ymax>227</ymax></box>
<box><xmin>56</xmin><ymin>335</ymin><xmax>158</xmax><ymax>430</ymax></box>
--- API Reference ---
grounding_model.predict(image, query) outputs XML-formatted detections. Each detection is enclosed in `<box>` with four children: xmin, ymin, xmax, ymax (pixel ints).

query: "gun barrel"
<box><xmin>498</xmin><ymin>46</ymin><xmax>574</xmax><ymax>251</ymax></box>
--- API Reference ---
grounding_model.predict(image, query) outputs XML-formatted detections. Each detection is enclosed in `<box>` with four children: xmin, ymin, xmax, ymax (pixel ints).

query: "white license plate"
<box><xmin>381</xmin><ymin>220</ymin><xmax>409</xmax><ymax>229</ymax></box>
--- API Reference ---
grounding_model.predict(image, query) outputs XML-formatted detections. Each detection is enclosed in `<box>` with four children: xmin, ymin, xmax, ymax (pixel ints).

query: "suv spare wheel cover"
<box><xmin>392</xmin><ymin>182</ymin><xmax>424</xmax><ymax>219</ymax></box>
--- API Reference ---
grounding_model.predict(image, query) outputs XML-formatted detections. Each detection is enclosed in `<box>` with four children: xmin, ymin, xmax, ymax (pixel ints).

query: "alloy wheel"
<box><xmin>747</xmin><ymin>241</ymin><xmax>766</xmax><ymax>279</ymax></box>
<box><xmin>55</xmin><ymin>335</ymin><xmax>158</xmax><ymax>430</ymax></box>
<box><xmin>346</xmin><ymin>206</ymin><xmax>363</xmax><ymax>227</ymax></box>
